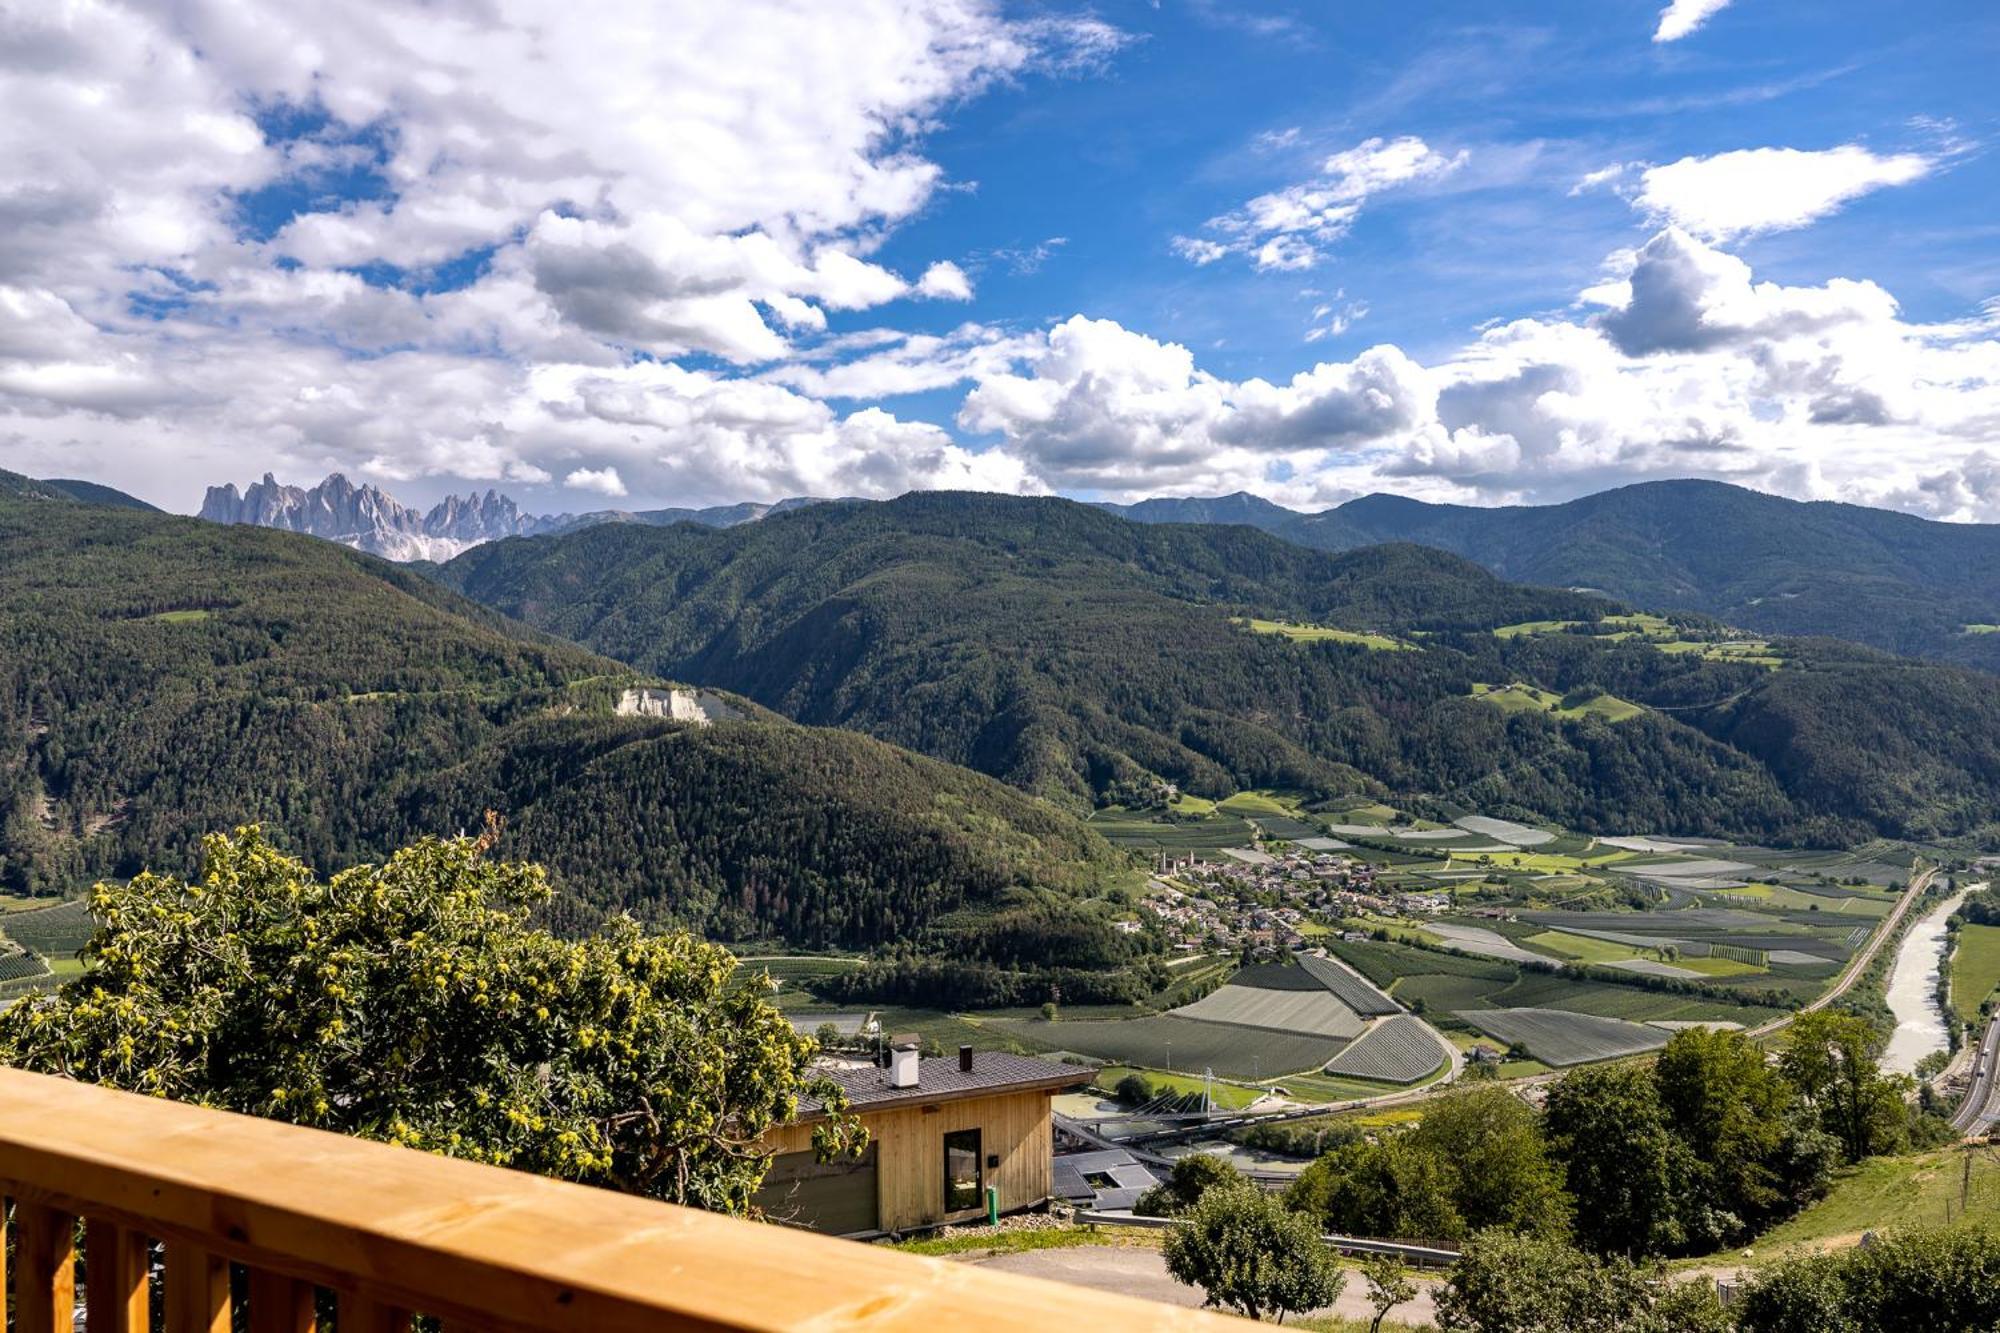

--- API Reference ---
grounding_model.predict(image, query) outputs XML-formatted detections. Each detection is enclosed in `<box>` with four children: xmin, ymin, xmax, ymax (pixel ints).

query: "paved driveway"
<box><xmin>972</xmin><ymin>1245</ymin><xmax>1439</xmax><ymax>1326</ymax></box>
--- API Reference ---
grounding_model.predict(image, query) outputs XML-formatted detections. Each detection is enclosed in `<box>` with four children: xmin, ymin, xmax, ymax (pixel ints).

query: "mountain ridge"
<box><xmin>0</xmin><ymin>492</ymin><xmax>1132</xmax><ymax>961</ymax></box>
<box><xmin>196</xmin><ymin>472</ymin><xmax>837</xmax><ymax>560</ymax></box>
<box><xmin>435</xmin><ymin>489</ymin><xmax>2000</xmax><ymax>848</ymax></box>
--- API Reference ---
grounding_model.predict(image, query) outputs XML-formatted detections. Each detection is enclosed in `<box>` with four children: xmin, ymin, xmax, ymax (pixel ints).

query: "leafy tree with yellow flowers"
<box><xmin>0</xmin><ymin>824</ymin><xmax>861</xmax><ymax>1215</ymax></box>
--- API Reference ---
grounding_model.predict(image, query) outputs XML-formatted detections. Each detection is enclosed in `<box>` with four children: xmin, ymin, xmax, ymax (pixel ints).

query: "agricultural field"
<box><xmin>991</xmin><ymin>1013</ymin><xmax>1342</xmax><ymax>1081</ymax></box>
<box><xmin>990</xmin><ymin>950</ymin><xmax>1400</xmax><ymax>1084</ymax></box>
<box><xmin>0</xmin><ymin>899</ymin><xmax>94</xmax><ymax>958</ymax></box>
<box><xmin>730</xmin><ymin>955</ymin><xmax>862</xmax><ymax>995</ymax></box>
<box><xmin>1457</xmin><ymin>1007</ymin><xmax>1667</xmax><ymax>1066</ymax></box>
<box><xmin>1950</xmin><ymin>924</ymin><xmax>2000</xmax><ymax>1020</ymax></box>
<box><xmin>1468</xmin><ymin>681</ymin><xmax>1645</xmax><ymax>723</ymax></box>
<box><xmin>1090</xmin><ymin>1066</ymin><xmax>1264</xmax><ymax>1110</ymax></box>
<box><xmin>1323</xmin><ymin>1016</ymin><xmax>1445</xmax><ymax>1084</ymax></box>
<box><xmin>1085</xmin><ymin>807</ymin><xmax>1259</xmax><ymax>852</ymax></box>
<box><xmin>1234</xmin><ymin>618</ymin><xmax>1413</xmax><ymax>651</ymax></box>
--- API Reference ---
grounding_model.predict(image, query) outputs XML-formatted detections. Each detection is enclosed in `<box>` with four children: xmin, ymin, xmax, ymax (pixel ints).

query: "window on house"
<box><xmin>944</xmin><ymin>1128</ymin><xmax>982</xmax><ymax>1212</ymax></box>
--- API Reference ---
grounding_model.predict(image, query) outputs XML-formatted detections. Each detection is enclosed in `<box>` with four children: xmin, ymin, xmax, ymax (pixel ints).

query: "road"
<box><xmin>1744</xmin><ymin>864</ymin><xmax>1937</xmax><ymax>1041</ymax></box>
<box><xmin>1951</xmin><ymin>1015</ymin><xmax>2000</xmax><ymax>1136</ymax></box>
<box><xmin>972</xmin><ymin>1244</ymin><xmax>1441</xmax><ymax>1326</ymax></box>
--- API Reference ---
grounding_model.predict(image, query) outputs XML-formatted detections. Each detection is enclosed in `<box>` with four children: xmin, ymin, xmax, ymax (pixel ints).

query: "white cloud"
<box><xmin>0</xmin><ymin>0</ymin><xmax>1115</xmax><ymax>506</ymax></box>
<box><xmin>565</xmin><ymin>466</ymin><xmax>628</xmax><ymax>497</ymax></box>
<box><xmin>953</xmin><ymin>232</ymin><xmax>2000</xmax><ymax>518</ymax></box>
<box><xmin>1177</xmin><ymin>135</ymin><xmax>1467</xmax><ymax>271</ymax></box>
<box><xmin>1634</xmin><ymin>145</ymin><xmax>1932</xmax><ymax>240</ymax></box>
<box><xmin>1653</xmin><ymin>0</ymin><xmax>1734</xmax><ymax>42</ymax></box>
<box><xmin>916</xmin><ymin>261</ymin><xmax>974</xmax><ymax>301</ymax></box>
<box><xmin>958</xmin><ymin>315</ymin><xmax>1435</xmax><ymax>491</ymax></box>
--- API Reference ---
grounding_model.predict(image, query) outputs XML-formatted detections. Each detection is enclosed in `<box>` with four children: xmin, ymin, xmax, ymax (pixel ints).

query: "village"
<box><xmin>1139</xmin><ymin>845</ymin><xmax>1454</xmax><ymax>957</ymax></box>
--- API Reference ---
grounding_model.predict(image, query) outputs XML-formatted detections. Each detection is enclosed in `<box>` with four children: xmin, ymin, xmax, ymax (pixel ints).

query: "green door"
<box><xmin>753</xmin><ymin>1143</ymin><xmax>879</xmax><ymax>1235</ymax></box>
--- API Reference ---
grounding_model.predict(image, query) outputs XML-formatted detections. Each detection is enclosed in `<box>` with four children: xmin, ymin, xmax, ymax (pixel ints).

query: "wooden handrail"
<box><xmin>0</xmin><ymin>1067</ymin><xmax>1240</xmax><ymax>1330</ymax></box>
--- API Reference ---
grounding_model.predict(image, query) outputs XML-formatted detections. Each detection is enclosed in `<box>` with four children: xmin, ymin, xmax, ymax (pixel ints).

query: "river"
<box><xmin>1883</xmin><ymin>887</ymin><xmax>1969</xmax><ymax>1075</ymax></box>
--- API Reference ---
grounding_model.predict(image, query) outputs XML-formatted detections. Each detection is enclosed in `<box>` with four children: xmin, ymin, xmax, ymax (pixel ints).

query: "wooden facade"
<box><xmin>763</xmin><ymin>1085</ymin><xmax>1062</xmax><ymax>1234</ymax></box>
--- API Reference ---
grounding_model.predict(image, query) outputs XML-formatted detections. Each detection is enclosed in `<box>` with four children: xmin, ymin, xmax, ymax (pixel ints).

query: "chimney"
<box><xmin>959</xmin><ymin>1045</ymin><xmax>975</xmax><ymax>1073</ymax></box>
<box><xmin>889</xmin><ymin>1036</ymin><xmax>921</xmax><ymax>1089</ymax></box>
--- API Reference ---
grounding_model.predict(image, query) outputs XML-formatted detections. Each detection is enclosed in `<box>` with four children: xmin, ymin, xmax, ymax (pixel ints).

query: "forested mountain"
<box><xmin>1111</xmin><ymin>481</ymin><xmax>2000</xmax><ymax>672</ymax></box>
<box><xmin>437</xmin><ymin>492</ymin><xmax>2000</xmax><ymax>846</ymax></box>
<box><xmin>0</xmin><ymin>494</ymin><xmax>1131</xmax><ymax>957</ymax></box>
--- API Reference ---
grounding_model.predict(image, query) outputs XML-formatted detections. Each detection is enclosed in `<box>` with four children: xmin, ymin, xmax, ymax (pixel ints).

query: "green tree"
<box><xmin>1542</xmin><ymin>1065</ymin><xmax>1685</xmax><ymax>1257</ymax></box>
<box><xmin>1779</xmin><ymin>1010</ymin><xmax>1909</xmax><ymax>1162</ymax></box>
<box><xmin>1135</xmin><ymin>1152</ymin><xmax>1243</xmax><ymax>1217</ymax></box>
<box><xmin>1435</xmin><ymin>1230</ymin><xmax>1731</xmax><ymax>1333</ymax></box>
<box><xmin>1360</xmin><ymin>1255</ymin><xmax>1417</xmax><ymax>1333</ymax></box>
<box><xmin>1286</xmin><ymin>1137</ymin><xmax>1466</xmax><ymax>1241</ymax></box>
<box><xmin>1164</xmin><ymin>1184</ymin><xmax>1345</xmax><ymax>1323</ymax></box>
<box><xmin>0</xmin><ymin>827</ymin><xmax>860</xmax><ymax>1214</ymax></box>
<box><xmin>1408</xmin><ymin>1085</ymin><xmax>1571</xmax><ymax>1238</ymax></box>
<box><xmin>1653</xmin><ymin>1027</ymin><xmax>1799</xmax><ymax>1243</ymax></box>
<box><xmin>1736</xmin><ymin>1228</ymin><xmax>2000</xmax><ymax>1332</ymax></box>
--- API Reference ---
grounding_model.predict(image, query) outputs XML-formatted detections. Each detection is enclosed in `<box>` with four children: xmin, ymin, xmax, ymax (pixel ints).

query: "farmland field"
<box><xmin>0</xmin><ymin>899</ymin><xmax>94</xmax><ymax>957</ymax></box>
<box><xmin>1950</xmin><ymin>924</ymin><xmax>2000</xmax><ymax>1019</ymax></box>
<box><xmin>1236</xmin><ymin>618</ymin><xmax>1412</xmax><ymax>651</ymax></box>
<box><xmin>1457</xmin><ymin>1007</ymin><xmax>1667</xmax><ymax>1066</ymax></box>
<box><xmin>1175</xmin><ymin>984</ymin><xmax>1366</xmax><ymax>1039</ymax></box>
<box><xmin>1086</xmin><ymin>808</ymin><xmax>1259</xmax><ymax>850</ymax></box>
<box><xmin>1324</xmin><ymin>1016</ymin><xmax>1445</xmax><ymax>1084</ymax></box>
<box><xmin>988</xmin><ymin>1014</ymin><xmax>1343</xmax><ymax>1080</ymax></box>
<box><xmin>1091</xmin><ymin>1066</ymin><xmax>1263</xmax><ymax>1110</ymax></box>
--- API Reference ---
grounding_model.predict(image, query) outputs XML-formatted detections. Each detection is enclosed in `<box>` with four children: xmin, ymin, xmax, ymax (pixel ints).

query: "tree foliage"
<box><xmin>1735</xmin><ymin>1228</ymin><xmax>2000</xmax><ymax>1332</ymax></box>
<box><xmin>0</xmin><ymin>827</ymin><xmax>860</xmax><ymax>1213</ymax></box>
<box><xmin>1779</xmin><ymin>1011</ymin><xmax>1912</xmax><ymax>1163</ymax></box>
<box><xmin>1163</xmin><ymin>1181</ymin><xmax>1345</xmax><ymax>1322</ymax></box>
<box><xmin>1434</xmin><ymin>1230</ymin><xmax>1731</xmax><ymax>1333</ymax></box>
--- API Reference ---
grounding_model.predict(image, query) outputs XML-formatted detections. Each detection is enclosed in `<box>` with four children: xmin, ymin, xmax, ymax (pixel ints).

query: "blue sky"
<box><xmin>879</xmin><ymin>0</ymin><xmax>1995</xmax><ymax>379</ymax></box>
<box><xmin>1</xmin><ymin>0</ymin><xmax>1996</xmax><ymax>520</ymax></box>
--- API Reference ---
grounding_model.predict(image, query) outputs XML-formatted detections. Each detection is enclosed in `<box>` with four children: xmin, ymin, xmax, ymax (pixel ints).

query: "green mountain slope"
<box><xmin>439</xmin><ymin>491</ymin><xmax>2000</xmax><ymax>845</ymax></box>
<box><xmin>1114</xmin><ymin>481</ymin><xmax>2000</xmax><ymax>673</ymax></box>
<box><xmin>40</xmin><ymin>478</ymin><xmax>160</xmax><ymax>511</ymax></box>
<box><xmin>0</xmin><ymin>497</ymin><xmax>1130</xmax><ymax>955</ymax></box>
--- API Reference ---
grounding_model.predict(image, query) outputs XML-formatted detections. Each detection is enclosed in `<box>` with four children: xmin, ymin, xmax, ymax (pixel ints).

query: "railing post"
<box><xmin>248</xmin><ymin>1269</ymin><xmax>316</xmax><ymax>1333</ymax></box>
<box><xmin>164</xmin><ymin>1241</ymin><xmax>229</xmax><ymax>1333</ymax></box>
<box><xmin>15</xmin><ymin>1201</ymin><xmax>77</xmax><ymax>1333</ymax></box>
<box><xmin>83</xmin><ymin>1219</ymin><xmax>151</xmax><ymax>1333</ymax></box>
<box><xmin>336</xmin><ymin>1294</ymin><xmax>411</xmax><ymax>1333</ymax></box>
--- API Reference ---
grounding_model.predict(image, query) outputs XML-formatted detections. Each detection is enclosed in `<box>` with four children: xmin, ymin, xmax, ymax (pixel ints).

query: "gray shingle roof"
<box><xmin>797</xmin><ymin>1052</ymin><xmax>1091</xmax><ymax>1117</ymax></box>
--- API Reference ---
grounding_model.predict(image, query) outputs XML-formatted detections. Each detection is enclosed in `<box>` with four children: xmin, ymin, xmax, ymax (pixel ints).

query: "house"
<box><xmin>753</xmin><ymin>1039</ymin><xmax>1091</xmax><ymax>1237</ymax></box>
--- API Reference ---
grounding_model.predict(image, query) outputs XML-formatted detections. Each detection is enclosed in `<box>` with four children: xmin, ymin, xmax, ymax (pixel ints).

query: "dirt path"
<box><xmin>972</xmin><ymin>1245</ymin><xmax>1440</xmax><ymax>1326</ymax></box>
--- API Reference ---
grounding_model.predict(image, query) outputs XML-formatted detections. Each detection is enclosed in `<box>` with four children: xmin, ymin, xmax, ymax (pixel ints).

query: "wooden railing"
<box><xmin>0</xmin><ymin>1067</ymin><xmax>1240</xmax><ymax>1330</ymax></box>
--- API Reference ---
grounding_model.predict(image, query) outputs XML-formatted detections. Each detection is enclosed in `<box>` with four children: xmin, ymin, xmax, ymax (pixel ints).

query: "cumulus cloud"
<box><xmin>952</xmin><ymin>232</ymin><xmax>2000</xmax><ymax>518</ymax></box>
<box><xmin>1653</xmin><ymin>0</ymin><xmax>1734</xmax><ymax>43</ymax></box>
<box><xmin>1633</xmin><ymin>145</ymin><xmax>1932</xmax><ymax>240</ymax></box>
<box><xmin>958</xmin><ymin>315</ymin><xmax>1435</xmax><ymax>491</ymax></box>
<box><xmin>916</xmin><ymin>261</ymin><xmax>974</xmax><ymax>301</ymax></box>
<box><xmin>565</xmin><ymin>466</ymin><xmax>628</xmax><ymax>497</ymax></box>
<box><xmin>0</xmin><ymin>0</ymin><xmax>1111</xmax><ymax>506</ymax></box>
<box><xmin>1174</xmin><ymin>136</ymin><xmax>1466</xmax><ymax>271</ymax></box>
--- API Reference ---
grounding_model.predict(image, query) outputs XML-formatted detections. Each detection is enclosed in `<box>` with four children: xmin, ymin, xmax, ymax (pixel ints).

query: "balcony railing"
<box><xmin>0</xmin><ymin>1067</ymin><xmax>1241</xmax><ymax>1330</ymax></box>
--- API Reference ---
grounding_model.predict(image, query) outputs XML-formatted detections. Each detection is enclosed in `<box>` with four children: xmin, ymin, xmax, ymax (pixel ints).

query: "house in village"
<box><xmin>754</xmin><ymin>1038</ymin><xmax>1090</xmax><ymax>1237</ymax></box>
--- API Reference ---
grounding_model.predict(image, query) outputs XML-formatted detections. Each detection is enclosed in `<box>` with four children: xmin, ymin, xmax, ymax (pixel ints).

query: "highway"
<box><xmin>1951</xmin><ymin>1013</ymin><xmax>2000</xmax><ymax>1136</ymax></box>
